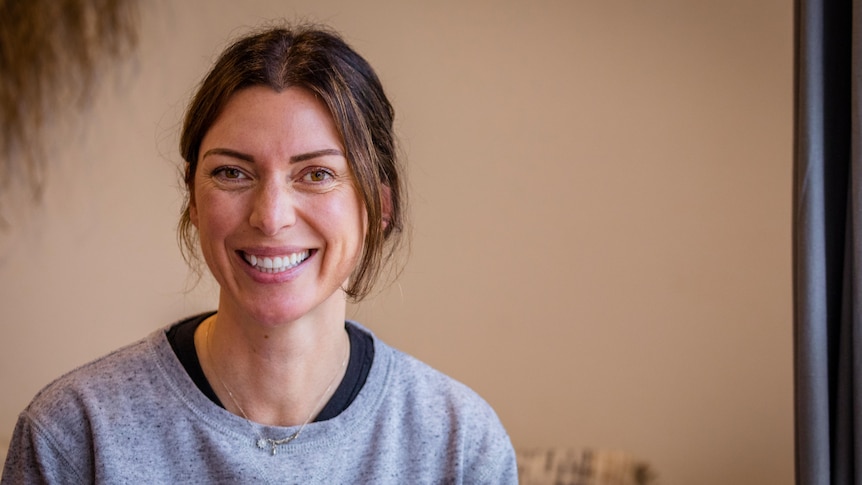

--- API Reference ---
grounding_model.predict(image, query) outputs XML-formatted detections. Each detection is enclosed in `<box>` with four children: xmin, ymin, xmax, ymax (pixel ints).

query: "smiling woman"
<box><xmin>1</xmin><ymin>25</ymin><xmax>517</xmax><ymax>483</ymax></box>
<box><xmin>190</xmin><ymin>86</ymin><xmax>366</xmax><ymax>328</ymax></box>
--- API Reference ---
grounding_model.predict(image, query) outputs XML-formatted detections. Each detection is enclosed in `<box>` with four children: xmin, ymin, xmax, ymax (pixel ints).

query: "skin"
<box><xmin>189</xmin><ymin>86</ymin><xmax>364</xmax><ymax>426</ymax></box>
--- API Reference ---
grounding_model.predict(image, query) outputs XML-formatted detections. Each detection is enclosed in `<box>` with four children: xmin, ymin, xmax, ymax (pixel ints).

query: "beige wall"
<box><xmin>0</xmin><ymin>1</ymin><xmax>793</xmax><ymax>483</ymax></box>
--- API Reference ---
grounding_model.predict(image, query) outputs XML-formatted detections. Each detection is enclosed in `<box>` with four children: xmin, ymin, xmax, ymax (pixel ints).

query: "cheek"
<box><xmin>194</xmin><ymin>190</ymin><xmax>241</xmax><ymax>243</ymax></box>
<box><xmin>315</xmin><ymin>193</ymin><xmax>367</xmax><ymax>249</ymax></box>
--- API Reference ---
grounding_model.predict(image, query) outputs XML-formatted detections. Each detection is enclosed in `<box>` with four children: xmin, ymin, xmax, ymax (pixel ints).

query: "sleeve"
<box><xmin>1</xmin><ymin>412</ymin><xmax>86</xmax><ymax>485</ymax></box>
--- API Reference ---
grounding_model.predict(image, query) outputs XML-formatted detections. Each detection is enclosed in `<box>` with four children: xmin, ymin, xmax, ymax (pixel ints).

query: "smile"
<box><xmin>241</xmin><ymin>250</ymin><xmax>311</xmax><ymax>273</ymax></box>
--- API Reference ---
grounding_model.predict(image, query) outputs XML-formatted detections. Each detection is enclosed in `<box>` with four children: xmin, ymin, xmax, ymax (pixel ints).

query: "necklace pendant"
<box><xmin>271</xmin><ymin>443</ymin><xmax>278</xmax><ymax>456</ymax></box>
<box><xmin>257</xmin><ymin>438</ymin><xmax>267</xmax><ymax>450</ymax></box>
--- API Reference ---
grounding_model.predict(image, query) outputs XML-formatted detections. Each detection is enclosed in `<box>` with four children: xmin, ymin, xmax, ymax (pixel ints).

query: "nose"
<box><xmin>249</xmin><ymin>181</ymin><xmax>296</xmax><ymax>236</ymax></box>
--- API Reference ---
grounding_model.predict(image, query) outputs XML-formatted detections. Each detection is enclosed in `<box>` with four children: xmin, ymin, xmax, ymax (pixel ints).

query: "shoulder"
<box><xmin>6</xmin><ymin>329</ymin><xmax>170</xmax><ymax>482</ymax></box>
<box><xmin>386</xmin><ymin>342</ymin><xmax>492</xmax><ymax>413</ymax></box>
<box><xmin>351</xmin><ymin>323</ymin><xmax>517</xmax><ymax>483</ymax></box>
<box><xmin>19</xmin><ymin>321</ymin><xmax>204</xmax><ymax>447</ymax></box>
<box><xmin>352</xmin><ymin>322</ymin><xmax>502</xmax><ymax>422</ymax></box>
<box><xmin>25</xmin><ymin>331</ymin><xmax>163</xmax><ymax>421</ymax></box>
<box><xmin>361</xmin><ymin>327</ymin><xmax>492</xmax><ymax>414</ymax></box>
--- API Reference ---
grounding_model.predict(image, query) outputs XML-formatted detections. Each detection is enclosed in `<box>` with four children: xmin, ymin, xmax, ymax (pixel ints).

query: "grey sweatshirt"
<box><xmin>1</xmin><ymin>322</ymin><xmax>517</xmax><ymax>484</ymax></box>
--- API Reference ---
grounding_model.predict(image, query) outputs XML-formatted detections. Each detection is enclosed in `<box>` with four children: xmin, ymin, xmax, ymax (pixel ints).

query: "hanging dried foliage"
<box><xmin>0</xmin><ymin>0</ymin><xmax>139</xmax><ymax>221</ymax></box>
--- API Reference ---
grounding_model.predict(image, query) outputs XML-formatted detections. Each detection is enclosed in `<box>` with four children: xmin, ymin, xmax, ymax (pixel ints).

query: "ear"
<box><xmin>380</xmin><ymin>184</ymin><xmax>393</xmax><ymax>232</ymax></box>
<box><xmin>189</xmin><ymin>194</ymin><xmax>199</xmax><ymax>228</ymax></box>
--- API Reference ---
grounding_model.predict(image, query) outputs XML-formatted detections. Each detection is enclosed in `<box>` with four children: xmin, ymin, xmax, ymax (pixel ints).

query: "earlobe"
<box><xmin>189</xmin><ymin>199</ymin><xmax>199</xmax><ymax>228</ymax></box>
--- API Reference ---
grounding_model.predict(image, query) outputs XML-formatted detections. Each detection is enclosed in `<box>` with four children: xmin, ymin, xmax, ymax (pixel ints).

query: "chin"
<box><xmin>229</xmin><ymin>285</ymin><xmax>346</xmax><ymax>327</ymax></box>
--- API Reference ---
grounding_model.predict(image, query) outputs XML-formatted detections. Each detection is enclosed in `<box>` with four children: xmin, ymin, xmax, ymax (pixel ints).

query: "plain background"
<box><xmin>0</xmin><ymin>1</ymin><xmax>792</xmax><ymax>483</ymax></box>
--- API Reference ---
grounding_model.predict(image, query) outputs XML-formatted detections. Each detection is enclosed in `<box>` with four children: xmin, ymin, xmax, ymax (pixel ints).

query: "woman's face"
<box><xmin>190</xmin><ymin>86</ymin><xmax>366</xmax><ymax>326</ymax></box>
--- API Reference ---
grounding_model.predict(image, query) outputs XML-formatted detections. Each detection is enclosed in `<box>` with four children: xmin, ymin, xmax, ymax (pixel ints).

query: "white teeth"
<box><xmin>243</xmin><ymin>250</ymin><xmax>310</xmax><ymax>274</ymax></box>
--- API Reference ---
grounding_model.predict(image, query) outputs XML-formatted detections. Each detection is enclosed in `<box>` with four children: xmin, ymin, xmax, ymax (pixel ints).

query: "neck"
<box><xmin>195</xmin><ymin>307</ymin><xmax>350</xmax><ymax>427</ymax></box>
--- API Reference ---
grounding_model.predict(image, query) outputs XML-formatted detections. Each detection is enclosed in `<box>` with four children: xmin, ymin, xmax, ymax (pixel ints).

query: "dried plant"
<box><xmin>0</xmin><ymin>0</ymin><xmax>139</xmax><ymax>224</ymax></box>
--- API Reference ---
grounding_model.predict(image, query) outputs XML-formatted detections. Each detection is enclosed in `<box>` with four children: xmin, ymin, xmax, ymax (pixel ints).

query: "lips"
<box><xmin>241</xmin><ymin>250</ymin><xmax>311</xmax><ymax>273</ymax></box>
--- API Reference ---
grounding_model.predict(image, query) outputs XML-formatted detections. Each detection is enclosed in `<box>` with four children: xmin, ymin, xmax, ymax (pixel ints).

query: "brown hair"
<box><xmin>178</xmin><ymin>25</ymin><xmax>405</xmax><ymax>300</ymax></box>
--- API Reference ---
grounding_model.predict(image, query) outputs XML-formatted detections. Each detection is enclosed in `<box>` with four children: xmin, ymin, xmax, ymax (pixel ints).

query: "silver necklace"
<box><xmin>205</xmin><ymin>318</ymin><xmax>347</xmax><ymax>456</ymax></box>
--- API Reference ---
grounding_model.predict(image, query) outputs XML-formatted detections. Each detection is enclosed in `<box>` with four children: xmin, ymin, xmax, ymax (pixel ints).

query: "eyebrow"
<box><xmin>201</xmin><ymin>147</ymin><xmax>345</xmax><ymax>163</ymax></box>
<box><xmin>289</xmin><ymin>148</ymin><xmax>345</xmax><ymax>163</ymax></box>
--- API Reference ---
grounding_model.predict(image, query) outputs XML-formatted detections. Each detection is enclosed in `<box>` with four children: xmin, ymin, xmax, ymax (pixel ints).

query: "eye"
<box><xmin>212</xmin><ymin>166</ymin><xmax>247</xmax><ymax>181</ymax></box>
<box><xmin>303</xmin><ymin>168</ymin><xmax>334</xmax><ymax>183</ymax></box>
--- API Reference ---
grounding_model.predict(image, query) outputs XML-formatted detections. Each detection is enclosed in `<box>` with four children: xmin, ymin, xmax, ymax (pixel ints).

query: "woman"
<box><xmin>2</xmin><ymin>26</ymin><xmax>517</xmax><ymax>483</ymax></box>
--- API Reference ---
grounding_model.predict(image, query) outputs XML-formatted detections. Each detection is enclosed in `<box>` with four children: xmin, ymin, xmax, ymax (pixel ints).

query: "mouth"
<box><xmin>240</xmin><ymin>250</ymin><xmax>311</xmax><ymax>274</ymax></box>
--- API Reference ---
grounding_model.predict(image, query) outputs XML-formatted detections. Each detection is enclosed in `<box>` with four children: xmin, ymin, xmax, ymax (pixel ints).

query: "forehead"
<box><xmin>200</xmin><ymin>85</ymin><xmax>344</xmax><ymax>161</ymax></box>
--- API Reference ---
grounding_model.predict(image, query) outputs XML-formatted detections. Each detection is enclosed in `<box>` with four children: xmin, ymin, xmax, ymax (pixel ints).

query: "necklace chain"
<box><xmin>205</xmin><ymin>318</ymin><xmax>347</xmax><ymax>456</ymax></box>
